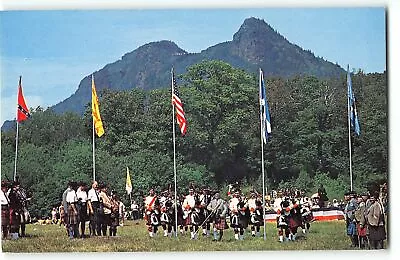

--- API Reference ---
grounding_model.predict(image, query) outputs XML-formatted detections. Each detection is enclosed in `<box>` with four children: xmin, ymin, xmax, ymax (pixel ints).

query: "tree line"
<box><xmin>0</xmin><ymin>60</ymin><xmax>387</xmax><ymax>217</ymax></box>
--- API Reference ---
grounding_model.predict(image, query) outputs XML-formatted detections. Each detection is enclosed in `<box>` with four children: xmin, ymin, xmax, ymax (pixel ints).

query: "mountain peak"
<box><xmin>233</xmin><ymin>17</ymin><xmax>276</xmax><ymax>42</ymax></box>
<box><xmin>47</xmin><ymin>17</ymin><xmax>344</xmax><ymax>118</ymax></box>
<box><xmin>122</xmin><ymin>40</ymin><xmax>187</xmax><ymax>61</ymax></box>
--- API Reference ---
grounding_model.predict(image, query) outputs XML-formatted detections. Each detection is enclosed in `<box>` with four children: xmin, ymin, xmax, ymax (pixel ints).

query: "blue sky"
<box><xmin>0</xmin><ymin>8</ymin><xmax>387</xmax><ymax>124</ymax></box>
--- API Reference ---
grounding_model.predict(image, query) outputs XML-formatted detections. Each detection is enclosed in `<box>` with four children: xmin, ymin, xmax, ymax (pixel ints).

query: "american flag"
<box><xmin>171</xmin><ymin>68</ymin><xmax>187</xmax><ymax>136</ymax></box>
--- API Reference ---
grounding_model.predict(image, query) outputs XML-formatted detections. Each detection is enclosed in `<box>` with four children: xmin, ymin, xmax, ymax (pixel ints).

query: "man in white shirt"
<box><xmin>229</xmin><ymin>191</ymin><xmax>240</xmax><ymax>240</ymax></box>
<box><xmin>65</xmin><ymin>181</ymin><xmax>79</xmax><ymax>239</ymax></box>
<box><xmin>144</xmin><ymin>188</ymin><xmax>159</xmax><ymax>237</ymax></box>
<box><xmin>87</xmin><ymin>181</ymin><xmax>100</xmax><ymax>236</ymax></box>
<box><xmin>76</xmin><ymin>182</ymin><xmax>88</xmax><ymax>238</ymax></box>
<box><xmin>1</xmin><ymin>181</ymin><xmax>10</xmax><ymax>239</ymax></box>
<box><xmin>182</xmin><ymin>188</ymin><xmax>196</xmax><ymax>237</ymax></box>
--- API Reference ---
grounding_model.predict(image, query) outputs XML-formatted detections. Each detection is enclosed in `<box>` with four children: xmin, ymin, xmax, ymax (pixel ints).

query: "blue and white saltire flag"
<box><xmin>259</xmin><ymin>69</ymin><xmax>272</xmax><ymax>143</ymax></box>
<box><xmin>347</xmin><ymin>65</ymin><xmax>361</xmax><ymax>136</ymax></box>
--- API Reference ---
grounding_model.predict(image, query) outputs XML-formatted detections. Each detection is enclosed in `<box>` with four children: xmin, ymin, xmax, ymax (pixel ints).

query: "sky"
<box><xmin>0</xmin><ymin>2</ymin><xmax>399</xmax><ymax>260</ymax></box>
<box><xmin>0</xmin><ymin>6</ymin><xmax>388</xmax><ymax>125</ymax></box>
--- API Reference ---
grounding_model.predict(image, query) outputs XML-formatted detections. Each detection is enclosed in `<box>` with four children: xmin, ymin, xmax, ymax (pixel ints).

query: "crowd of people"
<box><xmin>1</xmin><ymin>179</ymin><xmax>31</xmax><ymax>240</ymax></box>
<box><xmin>59</xmin><ymin>180</ymin><xmax>125</xmax><ymax>239</ymax></box>
<box><xmin>141</xmin><ymin>186</ymin><xmax>314</xmax><ymax>242</ymax></box>
<box><xmin>344</xmin><ymin>190</ymin><xmax>387</xmax><ymax>249</ymax></box>
<box><xmin>1</xmin><ymin>178</ymin><xmax>388</xmax><ymax>250</ymax></box>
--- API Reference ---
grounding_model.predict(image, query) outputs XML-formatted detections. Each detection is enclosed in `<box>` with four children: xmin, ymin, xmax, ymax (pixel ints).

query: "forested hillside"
<box><xmin>1</xmin><ymin>61</ymin><xmax>387</xmax><ymax>217</ymax></box>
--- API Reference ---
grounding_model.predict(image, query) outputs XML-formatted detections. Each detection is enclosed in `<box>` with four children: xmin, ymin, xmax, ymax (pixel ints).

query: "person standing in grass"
<box><xmin>344</xmin><ymin>191</ymin><xmax>359</xmax><ymax>247</ymax></box>
<box><xmin>355</xmin><ymin>193</ymin><xmax>368</xmax><ymax>249</ymax></box>
<box><xmin>76</xmin><ymin>181</ymin><xmax>88</xmax><ymax>238</ymax></box>
<box><xmin>51</xmin><ymin>207</ymin><xmax>58</xmax><ymax>224</ymax></box>
<box><xmin>65</xmin><ymin>181</ymin><xmax>79</xmax><ymax>239</ymax></box>
<box><xmin>87</xmin><ymin>181</ymin><xmax>101</xmax><ymax>236</ymax></box>
<box><xmin>248</xmin><ymin>191</ymin><xmax>263</xmax><ymax>237</ymax></box>
<box><xmin>199</xmin><ymin>188</ymin><xmax>212</xmax><ymax>237</ymax></box>
<box><xmin>8</xmin><ymin>181</ymin><xmax>23</xmax><ymax>239</ymax></box>
<box><xmin>109</xmin><ymin>191</ymin><xmax>120</xmax><ymax>236</ymax></box>
<box><xmin>182</xmin><ymin>188</ymin><xmax>196</xmax><ymax>238</ymax></box>
<box><xmin>1</xmin><ymin>181</ymin><xmax>10</xmax><ymax>239</ymax></box>
<box><xmin>144</xmin><ymin>188</ymin><xmax>160</xmax><ymax>237</ymax></box>
<box><xmin>207</xmin><ymin>192</ymin><xmax>228</xmax><ymax>241</ymax></box>
<box><xmin>99</xmin><ymin>183</ymin><xmax>112</xmax><ymax>236</ymax></box>
<box><xmin>366</xmin><ymin>192</ymin><xmax>386</xmax><ymax>249</ymax></box>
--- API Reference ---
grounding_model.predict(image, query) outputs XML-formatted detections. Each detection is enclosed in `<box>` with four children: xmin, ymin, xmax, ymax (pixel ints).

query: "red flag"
<box><xmin>171</xmin><ymin>69</ymin><xmax>187</xmax><ymax>136</ymax></box>
<box><xmin>17</xmin><ymin>76</ymin><xmax>30</xmax><ymax>122</ymax></box>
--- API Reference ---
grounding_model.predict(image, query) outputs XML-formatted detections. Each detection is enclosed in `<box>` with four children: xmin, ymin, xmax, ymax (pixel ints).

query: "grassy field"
<box><xmin>0</xmin><ymin>220</ymin><xmax>385</xmax><ymax>253</ymax></box>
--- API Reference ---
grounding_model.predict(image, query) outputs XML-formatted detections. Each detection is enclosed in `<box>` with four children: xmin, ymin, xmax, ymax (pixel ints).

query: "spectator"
<box><xmin>51</xmin><ymin>207</ymin><xmax>58</xmax><ymax>224</ymax></box>
<box><xmin>131</xmin><ymin>201</ymin><xmax>139</xmax><ymax>221</ymax></box>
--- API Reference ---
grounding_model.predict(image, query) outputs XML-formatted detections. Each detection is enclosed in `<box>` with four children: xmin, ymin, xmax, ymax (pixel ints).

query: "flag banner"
<box><xmin>92</xmin><ymin>75</ymin><xmax>105</xmax><ymax>137</ymax></box>
<box><xmin>172</xmin><ymin>68</ymin><xmax>187</xmax><ymax>136</ymax></box>
<box><xmin>347</xmin><ymin>66</ymin><xmax>361</xmax><ymax>136</ymax></box>
<box><xmin>17</xmin><ymin>76</ymin><xmax>31</xmax><ymax>122</ymax></box>
<box><xmin>259</xmin><ymin>69</ymin><xmax>272</xmax><ymax>143</ymax></box>
<box><xmin>126</xmin><ymin>167</ymin><xmax>132</xmax><ymax>195</ymax></box>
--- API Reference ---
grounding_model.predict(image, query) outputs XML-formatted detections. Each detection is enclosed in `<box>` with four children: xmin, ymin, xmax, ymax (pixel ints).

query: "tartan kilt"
<box><xmin>214</xmin><ymin>216</ymin><xmax>228</xmax><ymax>230</ymax></box>
<box><xmin>1</xmin><ymin>207</ymin><xmax>10</xmax><ymax>225</ymax></box>
<box><xmin>9</xmin><ymin>208</ymin><xmax>21</xmax><ymax>227</ymax></box>
<box><xmin>184</xmin><ymin>212</ymin><xmax>192</xmax><ymax>226</ymax></box>
<box><xmin>288</xmin><ymin>216</ymin><xmax>301</xmax><ymax>229</ymax></box>
<box><xmin>357</xmin><ymin>224</ymin><xmax>367</xmax><ymax>237</ymax></box>
<box><xmin>67</xmin><ymin>205</ymin><xmax>78</xmax><ymax>225</ymax></box>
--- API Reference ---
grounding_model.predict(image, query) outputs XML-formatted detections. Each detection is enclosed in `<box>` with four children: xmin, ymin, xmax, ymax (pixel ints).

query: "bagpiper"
<box><xmin>229</xmin><ymin>190</ymin><xmax>248</xmax><ymax>240</ymax></box>
<box><xmin>276</xmin><ymin>198</ymin><xmax>290</xmax><ymax>242</ymax></box>
<box><xmin>181</xmin><ymin>188</ymin><xmax>196</xmax><ymax>238</ymax></box>
<box><xmin>207</xmin><ymin>192</ymin><xmax>228</xmax><ymax>241</ymax></box>
<box><xmin>199</xmin><ymin>187</ymin><xmax>212</xmax><ymax>237</ymax></box>
<box><xmin>248</xmin><ymin>191</ymin><xmax>263</xmax><ymax>237</ymax></box>
<box><xmin>144</xmin><ymin>188</ymin><xmax>160</xmax><ymax>237</ymax></box>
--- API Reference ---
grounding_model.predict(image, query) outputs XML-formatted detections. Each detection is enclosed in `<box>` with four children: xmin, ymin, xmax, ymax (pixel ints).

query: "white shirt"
<box><xmin>76</xmin><ymin>187</ymin><xmax>88</xmax><ymax>203</ymax></box>
<box><xmin>145</xmin><ymin>195</ymin><xmax>157</xmax><ymax>210</ymax></box>
<box><xmin>0</xmin><ymin>190</ymin><xmax>9</xmax><ymax>205</ymax></box>
<box><xmin>248</xmin><ymin>198</ymin><xmax>257</xmax><ymax>211</ymax></box>
<box><xmin>159</xmin><ymin>196</ymin><xmax>167</xmax><ymax>207</ymax></box>
<box><xmin>273</xmin><ymin>198</ymin><xmax>283</xmax><ymax>211</ymax></box>
<box><xmin>66</xmin><ymin>189</ymin><xmax>77</xmax><ymax>204</ymax></box>
<box><xmin>229</xmin><ymin>197</ymin><xmax>240</xmax><ymax>212</ymax></box>
<box><xmin>131</xmin><ymin>203</ymin><xmax>139</xmax><ymax>211</ymax></box>
<box><xmin>87</xmin><ymin>188</ymin><xmax>99</xmax><ymax>202</ymax></box>
<box><xmin>182</xmin><ymin>194</ymin><xmax>195</xmax><ymax>210</ymax></box>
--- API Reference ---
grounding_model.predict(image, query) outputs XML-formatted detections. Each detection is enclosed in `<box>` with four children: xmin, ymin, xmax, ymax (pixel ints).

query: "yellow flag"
<box><xmin>126</xmin><ymin>167</ymin><xmax>132</xmax><ymax>195</ymax></box>
<box><xmin>92</xmin><ymin>75</ymin><xmax>105</xmax><ymax>137</ymax></box>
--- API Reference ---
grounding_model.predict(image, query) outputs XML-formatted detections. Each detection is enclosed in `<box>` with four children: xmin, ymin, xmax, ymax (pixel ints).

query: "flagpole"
<box><xmin>92</xmin><ymin>74</ymin><xmax>96</xmax><ymax>182</ymax></box>
<box><xmin>347</xmin><ymin>65</ymin><xmax>353</xmax><ymax>191</ymax></box>
<box><xmin>259</xmin><ymin>69</ymin><xmax>266</xmax><ymax>241</ymax></box>
<box><xmin>14</xmin><ymin>120</ymin><xmax>19</xmax><ymax>182</ymax></box>
<box><xmin>171</xmin><ymin>67</ymin><xmax>178</xmax><ymax>238</ymax></box>
<box><xmin>13</xmin><ymin>76</ymin><xmax>23</xmax><ymax>182</ymax></box>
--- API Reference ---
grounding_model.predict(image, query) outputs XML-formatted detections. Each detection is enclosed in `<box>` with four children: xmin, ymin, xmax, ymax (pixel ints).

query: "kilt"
<box><xmin>1</xmin><ymin>206</ymin><xmax>10</xmax><ymax>225</ymax></box>
<box><xmin>110</xmin><ymin>211</ymin><xmax>119</xmax><ymax>228</ymax></box>
<box><xmin>67</xmin><ymin>205</ymin><xmax>78</xmax><ymax>225</ymax></box>
<box><xmin>357</xmin><ymin>224</ymin><xmax>367</xmax><ymax>237</ymax></box>
<box><xmin>183</xmin><ymin>211</ymin><xmax>192</xmax><ymax>226</ymax></box>
<box><xmin>77</xmin><ymin>203</ymin><xmax>88</xmax><ymax>222</ymax></box>
<box><xmin>9</xmin><ymin>208</ymin><xmax>21</xmax><ymax>227</ymax></box>
<box><xmin>214</xmin><ymin>216</ymin><xmax>228</xmax><ymax>230</ymax></box>
<box><xmin>288</xmin><ymin>216</ymin><xmax>301</xmax><ymax>229</ymax></box>
<box><xmin>368</xmin><ymin>225</ymin><xmax>386</xmax><ymax>241</ymax></box>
